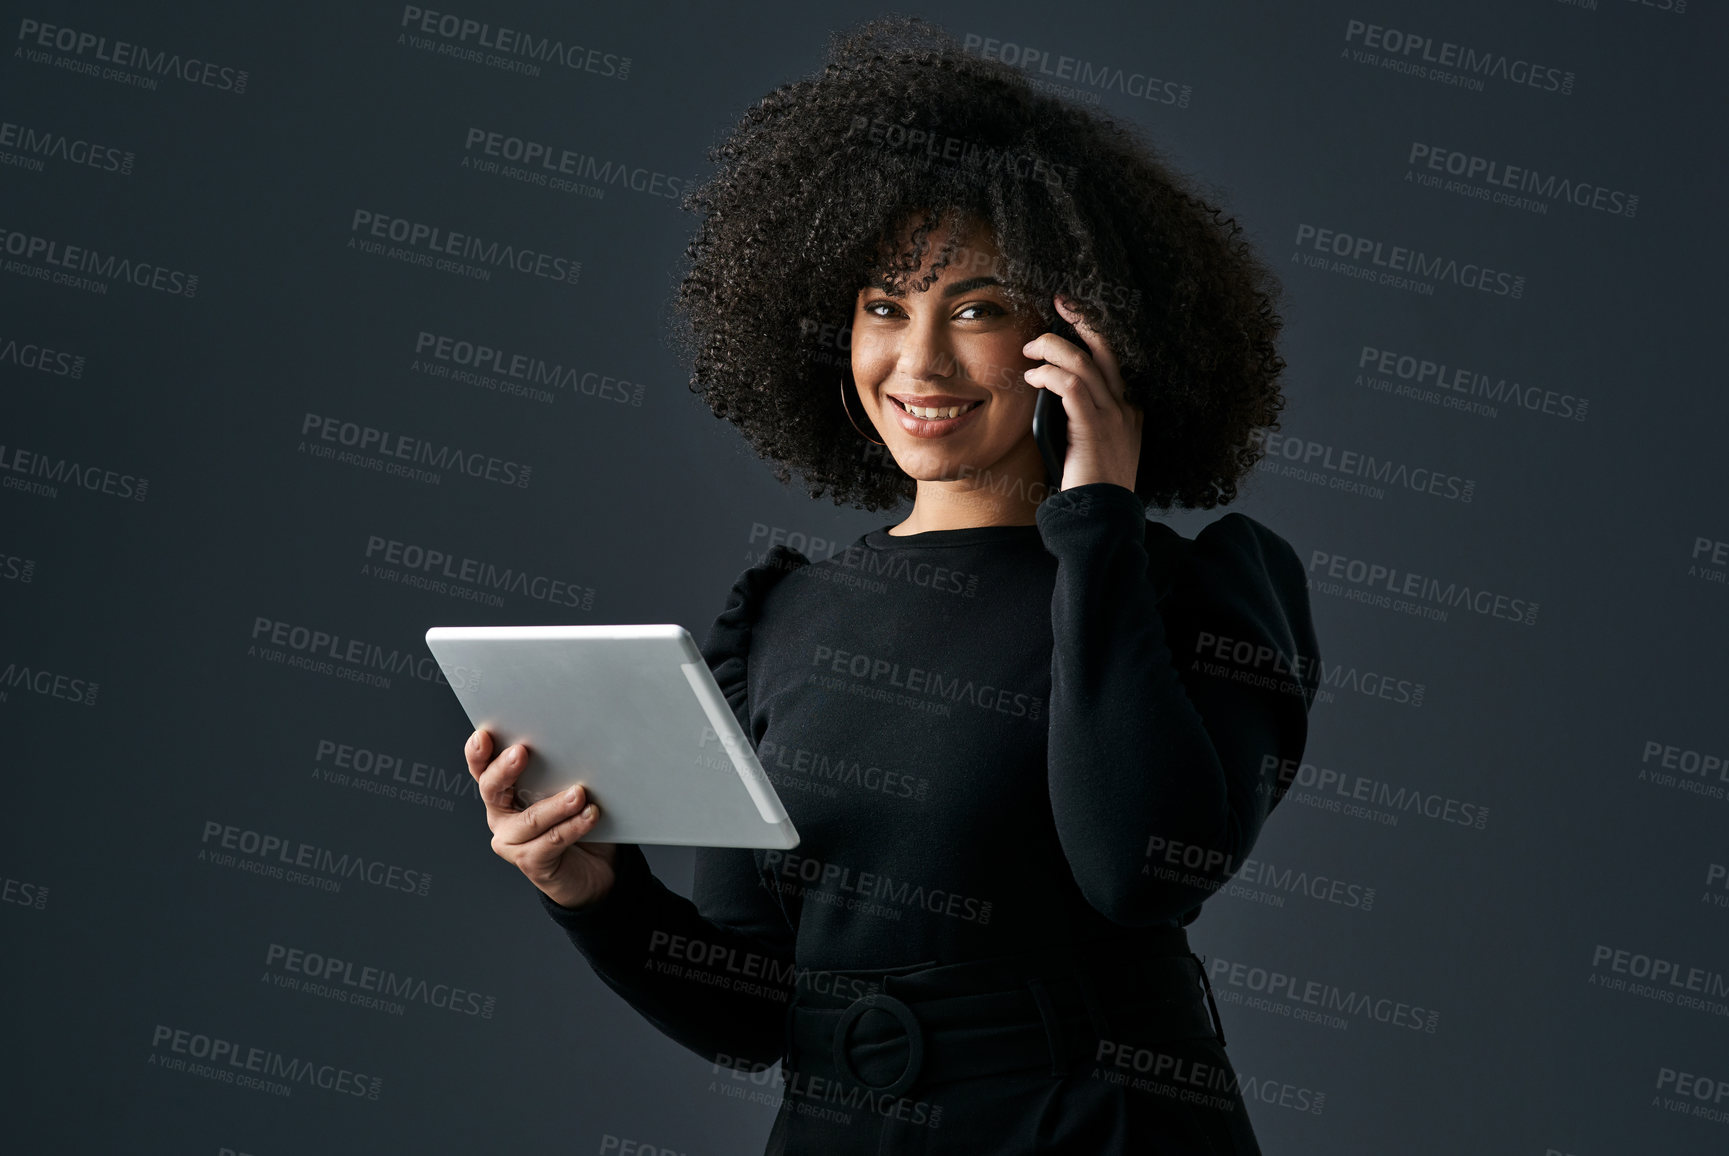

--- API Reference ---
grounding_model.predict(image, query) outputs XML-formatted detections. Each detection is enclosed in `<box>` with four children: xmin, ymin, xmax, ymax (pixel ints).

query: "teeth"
<box><xmin>901</xmin><ymin>400</ymin><xmax>979</xmax><ymax>420</ymax></box>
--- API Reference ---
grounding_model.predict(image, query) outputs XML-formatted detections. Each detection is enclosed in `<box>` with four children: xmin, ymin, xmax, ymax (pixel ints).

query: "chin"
<box><xmin>890</xmin><ymin>449</ymin><xmax>989</xmax><ymax>484</ymax></box>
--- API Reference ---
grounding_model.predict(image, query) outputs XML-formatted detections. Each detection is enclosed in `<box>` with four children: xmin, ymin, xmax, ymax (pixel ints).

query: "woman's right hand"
<box><xmin>466</xmin><ymin>728</ymin><xmax>619</xmax><ymax>911</ymax></box>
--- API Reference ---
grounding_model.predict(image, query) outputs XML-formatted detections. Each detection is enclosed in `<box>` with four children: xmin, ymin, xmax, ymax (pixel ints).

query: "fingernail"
<box><xmin>581</xmin><ymin>803</ymin><xmax>598</xmax><ymax>820</ymax></box>
<box><xmin>565</xmin><ymin>785</ymin><xmax>579</xmax><ymax>803</ymax></box>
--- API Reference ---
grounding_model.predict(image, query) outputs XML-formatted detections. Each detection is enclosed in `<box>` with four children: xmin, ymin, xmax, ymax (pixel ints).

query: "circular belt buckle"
<box><xmin>831</xmin><ymin>992</ymin><xmax>924</xmax><ymax>1099</ymax></box>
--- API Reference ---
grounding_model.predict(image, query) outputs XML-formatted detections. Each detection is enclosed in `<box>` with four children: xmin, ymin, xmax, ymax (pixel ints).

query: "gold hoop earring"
<box><xmin>839</xmin><ymin>373</ymin><xmax>885</xmax><ymax>446</ymax></box>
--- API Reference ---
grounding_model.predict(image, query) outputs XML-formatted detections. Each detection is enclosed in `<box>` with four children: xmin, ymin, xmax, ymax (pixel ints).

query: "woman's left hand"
<box><xmin>1021</xmin><ymin>295</ymin><xmax>1144</xmax><ymax>492</ymax></box>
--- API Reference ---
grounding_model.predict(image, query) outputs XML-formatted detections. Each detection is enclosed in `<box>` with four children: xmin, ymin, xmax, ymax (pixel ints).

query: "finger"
<box><xmin>1021</xmin><ymin>330</ymin><xmax>1112</xmax><ymax>411</ymax></box>
<box><xmin>519</xmin><ymin>800</ymin><xmax>604</xmax><ymax>871</ymax></box>
<box><xmin>1020</xmin><ymin>331</ymin><xmax>1091</xmax><ymax>376</ymax></box>
<box><xmin>496</xmin><ymin>782</ymin><xmax>589</xmax><ymax>847</ymax></box>
<box><xmin>1052</xmin><ymin>295</ymin><xmax>1126</xmax><ymax>403</ymax></box>
<box><xmin>1023</xmin><ymin>363</ymin><xmax>1105</xmax><ymax>416</ymax></box>
<box><xmin>476</xmin><ymin>742</ymin><xmax>533</xmax><ymax>818</ymax></box>
<box><xmin>465</xmin><ymin>729</ymin><xmax>493</xmax><ymax>779</ymax></box>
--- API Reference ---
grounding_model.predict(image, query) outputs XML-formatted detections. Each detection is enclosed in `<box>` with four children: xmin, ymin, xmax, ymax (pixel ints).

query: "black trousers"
<box><xmin>764</xmin><ymin>931</ymin><xmax>1262</xmax><ymax>1155</ymax></box>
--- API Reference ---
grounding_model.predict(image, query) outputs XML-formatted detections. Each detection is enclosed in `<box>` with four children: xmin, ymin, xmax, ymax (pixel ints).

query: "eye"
<box><xmin>955</xmin><ymin>302</ymin><xmax>1004</xmax><ymax>321</ymax></box>
<box><xmin>863</xmin><ymin>299</ymin><xmax>903</xmax><ymax>318</ymax></box>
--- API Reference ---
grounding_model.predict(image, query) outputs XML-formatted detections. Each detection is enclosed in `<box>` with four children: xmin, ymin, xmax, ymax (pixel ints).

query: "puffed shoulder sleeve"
<box><xmin>700</xmin><ymin>544</ymin><xmax>811</xmax><ymax>744</ymax></box>
<box><xmin>1167</xmin><ymin>512</ymin><xmax>1321</xmax><ymax>813</ymax></box>
<box><xmin>1039</xmin><ymin>484</ymin><xmax>1322</xmax><ymax>927</ymax></box>
<box><xmin>531</xmin><ymin>543</ymin><xmax>812</xmax><ymax>1066</ymax></box>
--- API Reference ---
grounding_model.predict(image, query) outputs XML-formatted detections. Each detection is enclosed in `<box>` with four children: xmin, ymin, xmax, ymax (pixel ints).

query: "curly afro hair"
<box><xmin>671</xmin><ymin>13</ymin><xmax>1289</xmax><ymax>512</ymax></box>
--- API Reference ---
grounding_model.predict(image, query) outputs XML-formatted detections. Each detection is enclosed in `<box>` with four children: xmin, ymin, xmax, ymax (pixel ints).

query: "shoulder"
<box><xmin>1186</xmin><ymin>512</ymin><xmax>1306</xmax><ymax>590</ymax></box>
<box><xmin>1153</xmin><ymin>512</ymin><xmax>1320</xmax><ymax>701</ymax></box>
<box><xmin>698</xmin><ymin>544</ymin><xmax>812</xmax><ymax>683</ymax></box>
<box><xmin>1145</xmin><ymin>511</ymin><xmax>1303</xmax><ymax>590</ymax></box>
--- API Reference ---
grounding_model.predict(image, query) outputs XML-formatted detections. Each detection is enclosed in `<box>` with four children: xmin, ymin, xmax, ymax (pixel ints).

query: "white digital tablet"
<box><xmin>424</xmin><ymin>624</ymin><xmax>799</xmax><ymax>850</ymax></box>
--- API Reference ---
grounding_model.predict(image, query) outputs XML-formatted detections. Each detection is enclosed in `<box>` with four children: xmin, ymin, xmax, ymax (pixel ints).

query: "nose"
<box><xmin>895</xmin><ymin>319</ymin><xmax>958</xmax><ymax>383</ymax></box>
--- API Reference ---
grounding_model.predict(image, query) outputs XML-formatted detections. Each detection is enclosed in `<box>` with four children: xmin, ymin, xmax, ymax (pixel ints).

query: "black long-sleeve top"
<box><xmin>533</xmin><ymin>482</ymin><xmax>1321</xmax><ymax>1067</ymax></box>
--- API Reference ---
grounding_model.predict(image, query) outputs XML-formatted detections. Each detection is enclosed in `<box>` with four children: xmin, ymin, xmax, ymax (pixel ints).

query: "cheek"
<box><xmin>968</xmin><ymin>343</ymin><xmax>1037</xmax><ymax>400</ymax></box>
<box><xmin>849</xmin><ymin>333</ymin><xmax>896</xmax><ymax>379</ymax></box>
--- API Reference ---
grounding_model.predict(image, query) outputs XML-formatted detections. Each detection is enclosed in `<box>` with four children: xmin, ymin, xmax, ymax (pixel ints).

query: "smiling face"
<box><xmin>849</xmin><ymin>216</ymin><xmax>1048</xmax><ymax>492</ymax></box>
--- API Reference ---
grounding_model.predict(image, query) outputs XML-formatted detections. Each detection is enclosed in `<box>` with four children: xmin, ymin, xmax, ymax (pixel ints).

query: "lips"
<box><xmin>888</xmin><ymin>394</ymin><xmax>986</xmax><ymax>409</ymax></box>
<box><xmin>889</xmin><ymin>395</ymin><xmax>986</xmax><ymax>417</ymax></box>
<box><xmin>885</xmin><ymin>393</ymin><xmax>987</xmax><ymax>438</ymax></box>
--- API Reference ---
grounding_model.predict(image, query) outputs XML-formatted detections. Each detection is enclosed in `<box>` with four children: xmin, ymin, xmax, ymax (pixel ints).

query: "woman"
<box><xmin>465</xmin><ymin>16</ymin><xmax>1320</xmax><ymax>1154</ymax></box>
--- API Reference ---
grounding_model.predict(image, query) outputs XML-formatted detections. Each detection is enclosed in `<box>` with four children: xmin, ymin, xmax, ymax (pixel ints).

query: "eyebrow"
<box><xmin>865</xmin><ymin>274</ymin><xmax>1006</xmax><ymax>299</ymax></box>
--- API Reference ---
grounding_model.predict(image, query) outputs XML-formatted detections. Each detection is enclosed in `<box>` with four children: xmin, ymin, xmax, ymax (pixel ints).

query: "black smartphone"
<box><xmin>1032</xmin><ymin>387</ymin><xmax>1068</xmax><ymax>490</ymax></box>
<box><xmin>1030</xmin><ymin>312</ymin><xmax>1090</xmax><ymax>489</ymax></box>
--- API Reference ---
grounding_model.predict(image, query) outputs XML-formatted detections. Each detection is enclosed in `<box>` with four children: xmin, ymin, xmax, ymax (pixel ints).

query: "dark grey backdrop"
<box><xmin>4</xmin><ymin>1</ymin><xmax>1726</xmax><ymax>1153</ymax></box>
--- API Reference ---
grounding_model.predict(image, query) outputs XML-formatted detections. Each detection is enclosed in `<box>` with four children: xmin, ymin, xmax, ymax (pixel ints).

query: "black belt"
<box><xmin>782</xmin><ymin>928</ymin><xmax>1226</xmax><ymax>1101</ymax></box>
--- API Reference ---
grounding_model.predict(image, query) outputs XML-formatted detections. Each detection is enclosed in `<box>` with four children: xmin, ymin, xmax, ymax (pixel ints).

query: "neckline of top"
<box><xmin>861</xmin><ymin>523</ymin><xmax>1045</xmax><ymax>551</ymax></box>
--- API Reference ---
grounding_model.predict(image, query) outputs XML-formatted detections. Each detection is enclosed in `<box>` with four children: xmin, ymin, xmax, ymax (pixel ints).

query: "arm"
<box><xmin>534</xmin><ymin>841</ymin><xmax>796</xmax><ymax>1067</ymax></box>
<box><xmin>533</xmin><ymin>546</ymin><xmax>809</xmax><ymax>1065</ymax></box>
<box><xmin>1036</xmin><ymin>482</ymin><xmax>1319</xmax><ymax>926</ymax></box>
